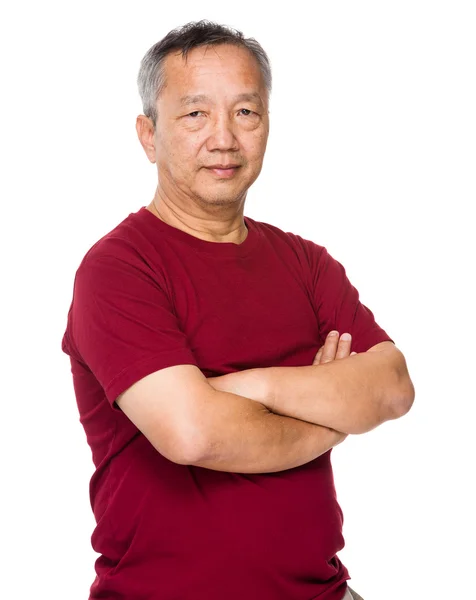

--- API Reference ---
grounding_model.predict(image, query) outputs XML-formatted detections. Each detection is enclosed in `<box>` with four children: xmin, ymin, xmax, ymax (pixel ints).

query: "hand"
<box><xmin>312</xmin><ymin>331</ymin><xmax>355</xmax><ymax>446</ymax></box>
<box><xmin>207</xmin><ymin>369</ymin><xmax>267</xmax><ymax>403</ymax></box>
<box><xmin>312</xmin><ymin>331</ymin><xmax>357</xmax><ymax>365</ymax></box>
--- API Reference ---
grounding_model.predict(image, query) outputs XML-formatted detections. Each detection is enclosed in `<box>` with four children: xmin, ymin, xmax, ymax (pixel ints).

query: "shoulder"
<box><xmin>246</xmin><ymin>216</ymin><xmax>326</xmax><ymax>259</ymax></box>
<box><xmin>77</xmin><ymin>208</ymin><xmax>158</xmax><ymax>274</ymax></box>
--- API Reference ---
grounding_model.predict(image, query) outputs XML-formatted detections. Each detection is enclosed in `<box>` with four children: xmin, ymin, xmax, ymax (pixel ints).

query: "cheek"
<box><xmin>164</xmin><ymin>134</ymin><xmax>202</xmax><ymax>167</ymax></box>
<box><xmin>243</xmin><ymin>132</ymin><xmax>268</xmax><ymax>165</ymax></box>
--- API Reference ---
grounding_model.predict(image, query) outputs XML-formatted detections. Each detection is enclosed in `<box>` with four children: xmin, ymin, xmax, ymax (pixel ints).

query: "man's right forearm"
<box><xmin>185</xmin><ymin>388</ymin><xmax>346</xmax><ymax>473</ymax></box>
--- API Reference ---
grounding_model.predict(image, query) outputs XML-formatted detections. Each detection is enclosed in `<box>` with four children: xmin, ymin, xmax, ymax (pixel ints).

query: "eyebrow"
<box><xmin>179</xmin><ymin>92</ymin><xmax>264</xmax><ymax>107</ymax></box>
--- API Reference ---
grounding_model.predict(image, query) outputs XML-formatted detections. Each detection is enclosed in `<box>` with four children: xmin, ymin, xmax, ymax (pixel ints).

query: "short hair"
<box><xmin>137</xmin><ymin>20</ymin><xmax>272</xmax><ymax>126</ymax></box>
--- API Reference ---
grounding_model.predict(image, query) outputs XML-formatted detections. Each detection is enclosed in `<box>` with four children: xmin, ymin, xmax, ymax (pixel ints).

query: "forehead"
<box><xmin>161</xmin><ymin>44</ymin><xmax>265</xmax><ymax>98</ymax></box>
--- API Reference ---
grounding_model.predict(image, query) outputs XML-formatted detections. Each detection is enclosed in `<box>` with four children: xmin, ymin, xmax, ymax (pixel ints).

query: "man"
<box><xmin>61</xmin><ymin>20</ymin><xmax>414</xmax><ymax>600</ymax></box>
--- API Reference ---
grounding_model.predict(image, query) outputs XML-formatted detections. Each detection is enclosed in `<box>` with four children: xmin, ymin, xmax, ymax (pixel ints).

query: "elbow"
<box><xmin>173</xmin><ymin>431</ymin><xmax>208</xmax><ymax>465</ymax></box>
<box><xmin>383</xmin><ymin>348</ymin><xmax>415</xmax><ymax>421</ymax></box>
<box><xmin>386</xmin><ymin>373</ymin><xmax>415</xmax><ymax>421</ymax></box>
<box><xmin>154</xmin><ymin>424</ymin><xmax>208</xmax><ymax>466</ymax></box>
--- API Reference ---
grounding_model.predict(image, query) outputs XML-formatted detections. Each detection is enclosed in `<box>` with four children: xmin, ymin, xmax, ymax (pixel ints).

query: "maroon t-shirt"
<box><xmin>61</xmin><ymin>206</ymin><xmax>393</xmax><ymax>600</ymax></box>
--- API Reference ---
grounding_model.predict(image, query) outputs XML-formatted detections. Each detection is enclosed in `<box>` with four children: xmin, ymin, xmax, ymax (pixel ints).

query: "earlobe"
<box><xmin>136</xmin><ymin>115</ymin><xmax>157</xmax><ymax>164</ymax></box>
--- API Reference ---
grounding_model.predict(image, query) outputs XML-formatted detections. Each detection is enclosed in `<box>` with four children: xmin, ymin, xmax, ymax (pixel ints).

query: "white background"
<box><xmin>1</xmin><ymin>1</ymin><xmax>475</xmax><ymax>599</ymax></box>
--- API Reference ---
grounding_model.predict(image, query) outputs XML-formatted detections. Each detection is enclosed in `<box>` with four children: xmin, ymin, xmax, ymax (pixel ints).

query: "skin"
<box><xmin>311</xmin><ymin>330</ymin><xmax>356</xmax><ymax>365</ymax></box>
<box><xmin>208</xmin><ymin>334</ymin><xmax>414</xmax><ymax>435</ymax></box>
<box><xmin>208</xmin><ymin>330</ymin><xmax>357</xmax><ymax>422</ymax></box>
<box><xmin>136</xmin><ymin>43</ymin><xmax>270</xmax><ymax>244</ymax></box>
<box><xmin>208</xmin><ymin>329</ymin><xmax>355</xmax><ymax>442</ymax></box>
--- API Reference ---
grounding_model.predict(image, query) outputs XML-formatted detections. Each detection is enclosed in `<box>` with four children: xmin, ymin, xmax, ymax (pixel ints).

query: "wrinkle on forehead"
<box><xmin>162</xmin><ymin>45</ymin><xmax>267</xmax><ymax>107</ymax></box>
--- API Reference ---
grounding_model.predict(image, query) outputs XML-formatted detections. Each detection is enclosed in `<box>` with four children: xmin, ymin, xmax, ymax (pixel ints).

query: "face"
<box><xmin>139</xmin><ymin>44</ymin><xmax>270</xmax><ymax>209</ymax></box>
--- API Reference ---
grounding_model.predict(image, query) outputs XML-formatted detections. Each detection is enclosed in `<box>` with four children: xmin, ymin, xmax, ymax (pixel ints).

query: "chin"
<box><xmin>193</xmin><ymin>187</ymin><xmax>247</xmax><ymax>207</ymax></box>
<box><xmin>199</xmin><ymin>195</ymin><xmax>243</xmax><ymax>207</ymax></box>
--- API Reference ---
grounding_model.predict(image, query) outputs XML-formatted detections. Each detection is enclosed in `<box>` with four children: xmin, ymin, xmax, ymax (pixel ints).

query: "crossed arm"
<box><xmin>207</xmin><ymin>331</ymin><xmax>415</xmax><ymax>436</ymax></box>
<box><xmin>117</xmin><ymin>330</ymin><xmax>414</xmax><ymax>473</ymax></box>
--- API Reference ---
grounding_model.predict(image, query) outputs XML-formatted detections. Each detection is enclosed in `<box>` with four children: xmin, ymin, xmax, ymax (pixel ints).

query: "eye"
<box><xmin>187</xmin><ymin>111</ymin><xmax>203</xmax><ymax>118</ymax></box>
<box><xmin>239</xmin><ymin>108</ymin><xmax>254</xmax><ymax>116</ymax></box>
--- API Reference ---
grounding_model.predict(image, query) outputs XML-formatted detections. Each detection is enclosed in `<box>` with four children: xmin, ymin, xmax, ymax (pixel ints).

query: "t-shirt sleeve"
<box><xmin>69</xmin><ymin>247</ymin><xmax>199</xmax><ymax>406</ymax></box>
<box><xmin>309</xmin><ymin>243</ymin><xmax>394</xmax><ymax>353</ymax></box>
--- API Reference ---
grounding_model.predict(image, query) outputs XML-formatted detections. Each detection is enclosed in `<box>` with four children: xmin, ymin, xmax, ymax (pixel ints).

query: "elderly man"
<box><xmin>62</xmin><ymin>20</ymin><xmax>414</xmax><ymax>600</ymax></box>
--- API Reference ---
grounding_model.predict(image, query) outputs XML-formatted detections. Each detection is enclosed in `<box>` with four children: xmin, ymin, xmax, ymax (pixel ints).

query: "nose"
<box><xmin>206</xmin><ymin>112</ymin><xmax>239</xmax><ymax>153</ymax></box>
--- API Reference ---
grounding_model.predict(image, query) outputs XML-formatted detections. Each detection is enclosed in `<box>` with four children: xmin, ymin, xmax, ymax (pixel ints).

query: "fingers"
<box><xmin>312</xmin><ymin>347</ymin><xmax>323</xmax><ymax>365</ymax></box>
<box><xmin>334</xmin><ymin>332</ymin><xmax>352</xmax><ymax>360</ymax></box>
<box><xmin>319</xmin><ymin>331</ymin><xmax>341</xmax><ymax>364</ymax></box>
<box><xmin>313</xmin><ymin>331</ymin><xmax>356</xmax><ymax>365</ymax></box>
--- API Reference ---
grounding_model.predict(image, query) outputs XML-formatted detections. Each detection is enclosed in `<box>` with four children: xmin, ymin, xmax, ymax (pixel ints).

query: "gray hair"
<box><xmin>137</xmin><ymin>20</ymin><xmax>272</xmax><ymax>126</ymax></box>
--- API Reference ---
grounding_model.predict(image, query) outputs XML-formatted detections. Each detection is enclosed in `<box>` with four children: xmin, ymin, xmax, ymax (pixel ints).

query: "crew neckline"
<box><xmin>135</xmin><ymin>206</ymin><xmax>261</xmax><ymax>258</ymax></box>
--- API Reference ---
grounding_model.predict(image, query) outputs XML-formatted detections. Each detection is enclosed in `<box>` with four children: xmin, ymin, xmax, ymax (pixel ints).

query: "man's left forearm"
<box><xmin>208</xmin><ymin>344</ymin><xmax>414</xmax><ymax>434</ymax></box>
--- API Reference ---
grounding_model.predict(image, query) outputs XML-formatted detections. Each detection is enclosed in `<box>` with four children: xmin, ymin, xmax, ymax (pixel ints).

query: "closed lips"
<box><xmin>206</xmin><ymin>164</ymin><xmax>240</xmax><ymax>169</ymax></box>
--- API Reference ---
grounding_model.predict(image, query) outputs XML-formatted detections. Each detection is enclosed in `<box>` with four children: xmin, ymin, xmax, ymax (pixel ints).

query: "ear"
<box><xmin>136</xmin><ymin>115</ymin><xmax>157</xmax><ymax>164</ymax></box>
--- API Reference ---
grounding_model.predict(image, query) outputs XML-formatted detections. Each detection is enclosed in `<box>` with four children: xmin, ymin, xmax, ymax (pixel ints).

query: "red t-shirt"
<box><xmin>61</xmin><ymin>206</ymin><xmax>393</xmax><ymax>600</ymax></box>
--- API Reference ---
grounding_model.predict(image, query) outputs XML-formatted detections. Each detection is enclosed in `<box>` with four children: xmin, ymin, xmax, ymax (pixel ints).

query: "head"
<box><xmin>136</xmin><ymin>20</ymin><xmax>272</xmax><ymax>211</ymax></box>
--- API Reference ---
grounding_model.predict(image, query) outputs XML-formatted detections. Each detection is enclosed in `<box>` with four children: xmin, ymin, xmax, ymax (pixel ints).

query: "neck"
<box><xmin>146</xmin><ymin>187</ymin><xmax>248</xmax><ymax>245</ymax></box>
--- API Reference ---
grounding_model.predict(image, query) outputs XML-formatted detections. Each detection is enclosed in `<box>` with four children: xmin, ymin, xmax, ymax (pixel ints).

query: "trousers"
<box><xmin>342</xmin><ymin>587</ymin><xmax>365</xmax><ymax>600</ymax></box>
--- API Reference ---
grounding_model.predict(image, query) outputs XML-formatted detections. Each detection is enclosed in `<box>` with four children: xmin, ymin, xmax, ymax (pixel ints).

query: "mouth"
<box><xmin>204</xmin><ymin>165</ymin><xmax>241</xmax><ymax>179</ymax></box>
